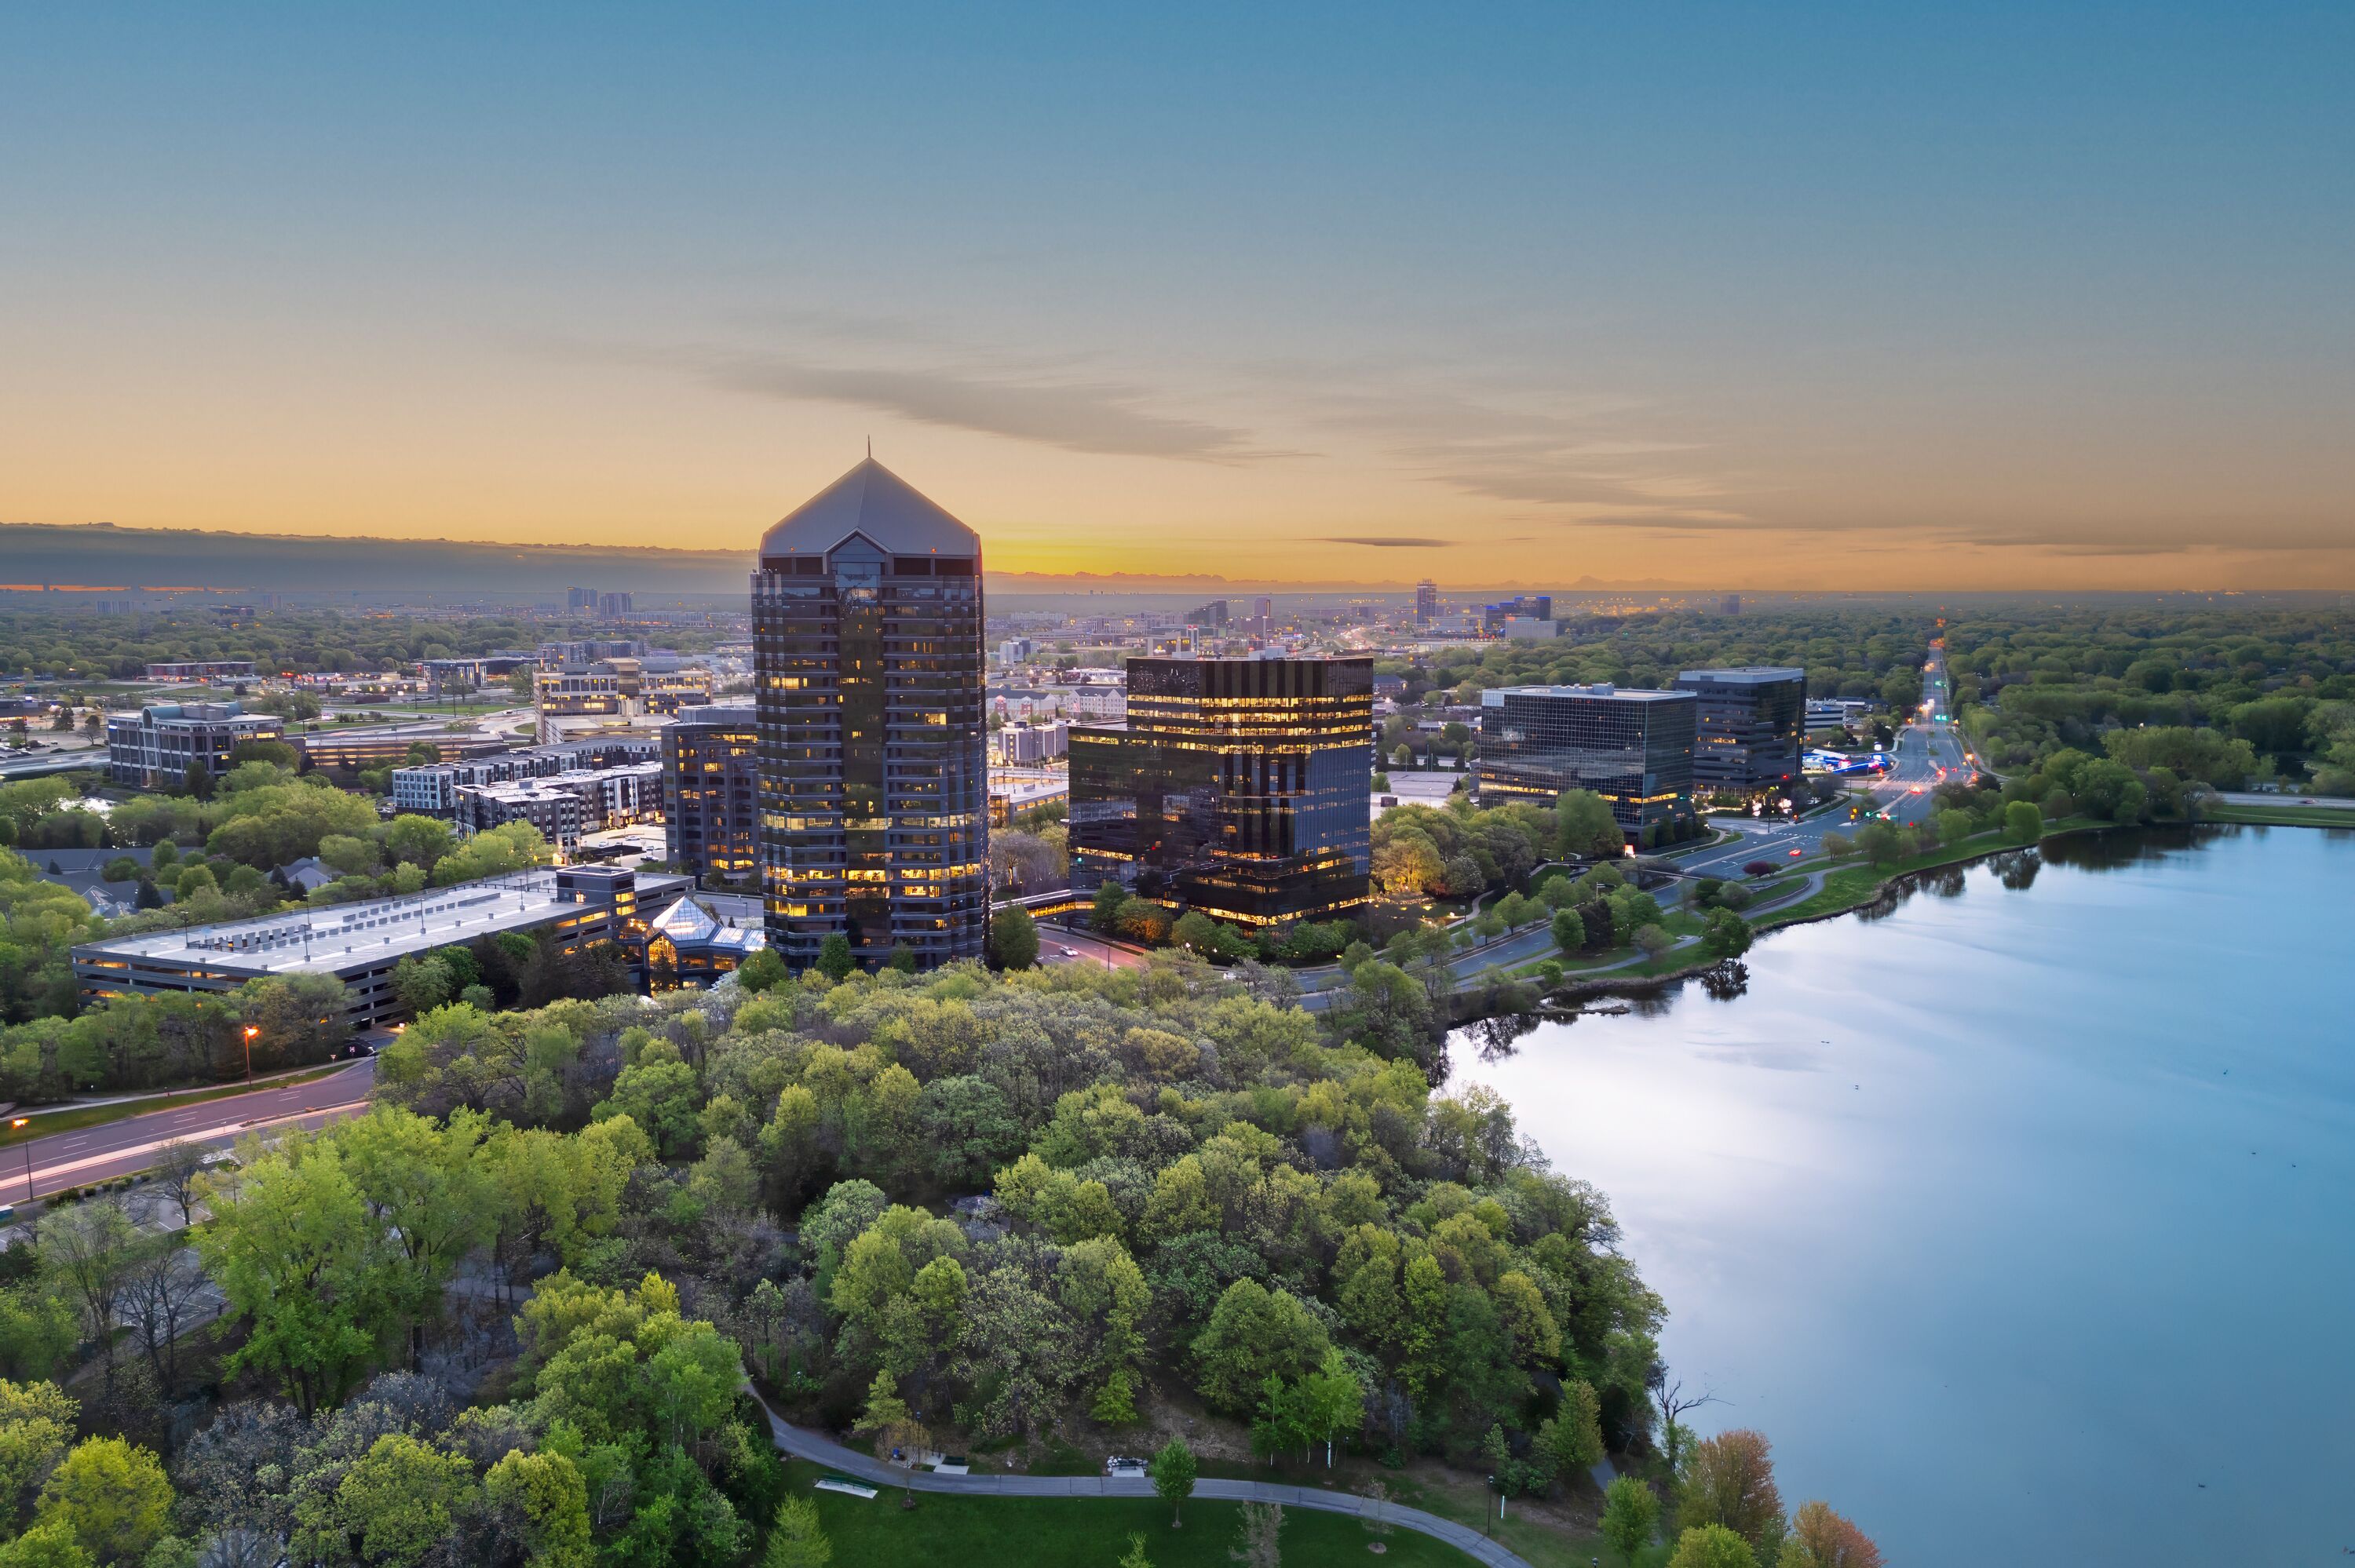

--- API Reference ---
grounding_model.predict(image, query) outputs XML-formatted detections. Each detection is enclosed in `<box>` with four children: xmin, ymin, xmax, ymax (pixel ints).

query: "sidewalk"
<box><xmin>745</xmin><ymin>1388</ymin><xmax>1535</xmax><ymax>1568</ymax></box>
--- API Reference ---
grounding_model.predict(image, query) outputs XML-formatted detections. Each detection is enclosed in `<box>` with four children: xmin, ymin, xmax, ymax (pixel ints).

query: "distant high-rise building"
<box><xmin>1474</xmin><ymin>683</ymin><xmax>1697</xmax><ymax>846</ymax></box>
<box><xmin>1674</xmin><ymin>667</ymin><xmax>1805</xmax><ymax>793</ymax></box>
<box><xmin>1722</xmin><ymin>594</ymin><xmax>1743</xmax><ymax>617</ymax></box>
<box><xmin>1185</xmin><ymin>599</ymin><xmax>1230</xmax><ymax>629</ymax></box>
<box><xmin>1415</xmin><ymin>579</ymin><xmax>1438</xmax><ymax>625</ymax></box>
<box><xmin>1252</xmin><ymin>596</ymin><xmax>1273</xmax><ymax>635</ymax></box>
<box><xmin>754</xmin><ymin>459</ymin><xmax>988</xmax><ymax>972</ymax></box>
<box><xmin>597</xmin><ymin>592</ymin><xmax>633</xmax><ymax>618</ymax></box>
<box><xmin>1069</xmin><ymin>656</ymin><xmax>1373</xmax><ymax>926</ymax></box>
<box><xmin>567</xmin><ymin>587</ymin><xmax>599</xmax><ymax>611</ymax></box>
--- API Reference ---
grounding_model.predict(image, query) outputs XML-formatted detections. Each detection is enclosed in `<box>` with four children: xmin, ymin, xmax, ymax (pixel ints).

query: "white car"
<box><xmin>1061</xmin><ymin>946</ymin><xmax>1079</xmax><ymax>958</ymax></box>
<box><xmin>1105</xmin><ymin>1456</ymin><xmax>1148</xmax><ymax>1479</ymax></box>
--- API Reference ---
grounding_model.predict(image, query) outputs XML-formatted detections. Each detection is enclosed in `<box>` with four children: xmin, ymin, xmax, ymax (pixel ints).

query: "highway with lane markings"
<box><xmin>0</xmin><ymin>1057</ymin><xmax>377</xmax><ymax>1205</ymax></box>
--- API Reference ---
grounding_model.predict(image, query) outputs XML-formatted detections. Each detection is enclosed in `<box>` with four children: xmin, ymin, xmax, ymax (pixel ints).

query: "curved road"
<box><xmin>746</xmin><ymin>1388</ymin><xmax>1534</xmax><ymax>1568</ymax></box>
<box><xmin>1</xmin><ymin>1057</ymin><xmax>376</xmax><ymax>1205</ymax></box>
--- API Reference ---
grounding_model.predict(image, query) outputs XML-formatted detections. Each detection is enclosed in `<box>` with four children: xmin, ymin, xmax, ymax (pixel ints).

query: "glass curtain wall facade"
<box><xmin>1069</xmin><ymin>657</ymin><xmax>1373</xmax><ymax>925</ymax></box>
<box><xmin>1674</xmin><ymin>667</ymin><xmax>1806</xmax><ymax>793</ymax></box>
<box><xmin>663</xmin><ymin>705</ymin><xmax>760</xmax><ymax>886</ymax></box>
<box><xmin>753</xmin><ymin>461</ymin><xmax>988</xmax><ymax>971</ymax></box>
<box><xmin>1475</xmin><ymin>684</ymin><xmax>1698</xmax><ymax>844</ymax></box>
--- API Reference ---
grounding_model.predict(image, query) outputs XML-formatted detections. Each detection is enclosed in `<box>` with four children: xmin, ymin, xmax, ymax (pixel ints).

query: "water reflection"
<box><xmin>1445</xmin><ymin>827</ymin><xmax>2355</xmax><ymax>1568</ymax></box>
<box><xmin>1698</xmin><ymin>959</ymin><xmax>1750</xmax><ymax>1001</ymax></box>
<box><xmin>1464</xmin><ymin>1009</ymin><xmax>1543</xmax><ymax>1062</ymax></box>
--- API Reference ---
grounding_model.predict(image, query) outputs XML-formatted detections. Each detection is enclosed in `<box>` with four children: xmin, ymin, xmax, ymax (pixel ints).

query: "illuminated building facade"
<box><xmin>1674</xmin><ymin>666</ymin><xmax>1806</xmax><ymax>794</ymax></box>
<box><xmin>1068</xmin><ymin>656</ymin><xmax>1373</xmax><ymax>926</ymax></box>
<box><xmin>1475</xmin><ymin>684</ymin><xmax>1697</xmax><ymax>845</ymax></box>
<box><xmin>664</xmin><ymin>704</ymin><xmax>760</xmax><ymax>886</ymax></box>
<box><xmin>753</xmin><ymin>459</ymin><xmax>988</xmax><ymax>971</ymax></box>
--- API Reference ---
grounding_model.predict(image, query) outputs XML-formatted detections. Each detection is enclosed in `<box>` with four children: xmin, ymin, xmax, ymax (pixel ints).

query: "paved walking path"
<box><xmin>744</xmin><ymin>1388</ymin><xmax>1534</xmax><ymax>1568</ymax></box>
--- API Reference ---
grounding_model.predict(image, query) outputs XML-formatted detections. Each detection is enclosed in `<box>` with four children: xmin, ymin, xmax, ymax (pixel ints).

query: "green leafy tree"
<box><xmin>484</xmin><ymin>1449</ymin><xmax>593</xmax><ymax>1568</ymax></box>
<box><xmin>1668</xmin><ymin>1522</ymin><xmax>1760</xmax><ymax>1568</ymax></box>
<box><xmin>1700</xmin><ymin>908</ymin><xmax>1751</xmax><ymax>961</ymax></box>
<box><xmin>0</xmin><ymin>1380</ymin><xmax>77</xmax><ymax>1533</ymax></box>
<box><xmin>1192</xmin><ymin>1282</ymin><xmax>1331</xmax><ymax>1414</ymax></box>
<box><xmin>988</xmin><ymin>906</ymin><xmax>1039</xmax><ymax>970</ymax></box>
<box><xmin>0</xmin><ymin>1517</ymin><xmax>93</xmax><ymax>1568</ymax></box>
<box><xmin>1557</xmin><ymin>789</ymin><xmax>1625</xmax><ymax>861</ymax></box>
<box><xmin>1601</xmin><ymin>1475</ymin><xmax>1661</xmax><ymax>1566</ymax></box>
<box><xmin>1151</xmin><ymin>1439</ymin><xmax>1196</xmax><ymax>1528</ymax></box>
<box><xmin>2003</xmin><ymin>800</ymin><xmax>2043</xmax><ymax>841</ymax></box>
<box><xmin>816</xmin><ymin>932</ymin><xmax>856</xmax><ymax>981</ymax></box>
<box><xmin>736</xmin><ymin>947</ymin><xmax>788</xmax><ymax>994</ymax></box>
<box><xmin>292</xmin><ymin>1432</ymin><xmax>473</xmax><ymax>1568</ymax></box>
<box><xmin>1681</xmin><ymin>1429</ymin><xmax>1784</xmax><ymax>1559</ymax></box>
<box><xmin>1539</xmin><ymin>1380</ymin><xmax>1606</xmax><ymax>1476</ymax></box>
<box><xmin>763</xmin><ymin>1494</ymin><xmax>833</xmax><ymax>1568</ymax></box>
<box><xmin>194</xmin><ymin>1140</ymin><xmax>392</xmax><ymax>1417</ymax></box>
<box><xmin>35</xmin><ymin>1435</ymin><xmax>172</xmax><ymax>1566</ymax></box>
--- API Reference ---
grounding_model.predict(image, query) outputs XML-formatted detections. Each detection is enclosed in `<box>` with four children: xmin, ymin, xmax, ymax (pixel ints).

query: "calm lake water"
<box><xmin>1448</xmin><ymin>826</ymin><xmax>2355</xmax><ymax>1568</ymax></box>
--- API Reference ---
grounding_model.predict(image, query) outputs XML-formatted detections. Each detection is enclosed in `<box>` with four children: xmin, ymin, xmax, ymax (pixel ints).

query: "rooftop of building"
<box><xmin>761</xmin><ymin>457</ymin><xmax>979</xmax><ymax>560</ymax></box>
<box><xmin>1674</xmin><ymin>666</ymin><xmax>1808</xmax><ymax>684</ymax></box>
<box><xmin>71</xmin><ymin>867</ymin><xmax>660</xmax><ymax>975</ymax></box>
<box><xmin>1484</xmin><ymin>683</ymin><xmax>1694</xmax><ymax>704</ymax></box>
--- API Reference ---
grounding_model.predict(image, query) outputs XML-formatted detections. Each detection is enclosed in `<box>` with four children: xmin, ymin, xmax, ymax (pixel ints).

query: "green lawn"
<box><xmin>2203</xmin><ymin>802</ymin><xmax>2355</xmax><ymax>828</ymax></box>
<box><xmin>0</xmin><ymin>1064</ymin><xmax>351</xmax><ymax>1147</ymax></box>
<box><xmin>785</xmin><ymin>1461</ymin><xmax>1481</xmax><ymax>1566</ymax></box>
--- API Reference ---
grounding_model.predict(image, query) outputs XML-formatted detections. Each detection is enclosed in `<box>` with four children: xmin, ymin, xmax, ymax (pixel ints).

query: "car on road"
<box><xmin>1104</xmin><ymin>1456</ymin><xmax>1148</xmax><ymax>1479</ymax></box>
<box><xmin>1061</xmin><ymin>946</ymin><xmax>1079</xmax><ymax>958</ymax></box>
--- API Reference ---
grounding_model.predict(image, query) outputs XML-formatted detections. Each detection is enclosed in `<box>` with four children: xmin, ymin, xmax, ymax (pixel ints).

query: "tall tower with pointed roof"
<box><xmin>753</xmin><ymin>458</ymin><xmax>988</xmax><ymax>971</ymax></box>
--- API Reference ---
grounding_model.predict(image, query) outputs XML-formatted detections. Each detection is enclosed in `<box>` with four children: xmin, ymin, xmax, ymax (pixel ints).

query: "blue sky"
<box><xmin>3</xmin><ymin>3</ymin><xmax>2350</xmax><ymax>585</ymax></box>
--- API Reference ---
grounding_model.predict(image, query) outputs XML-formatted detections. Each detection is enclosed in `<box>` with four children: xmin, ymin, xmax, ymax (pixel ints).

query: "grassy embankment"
<box><xmin>783</xmin><ymin>1460</ymin><xmax>1485</xmax><ymax>1567</ymax></box>
<box><xmin>2201</xmin><ymin>801</ymin><xmax>2355</xmax><ymax>829</ymax></box>
<box><xmin>1751</xmin><ymin>815</ymin><xmax>2112</xmax><ymax>930</ymax></box>
<box><xmin>0</xmin><ymin>1063</ymin><xmax>352</xmax><ymax>1147</ymax></box>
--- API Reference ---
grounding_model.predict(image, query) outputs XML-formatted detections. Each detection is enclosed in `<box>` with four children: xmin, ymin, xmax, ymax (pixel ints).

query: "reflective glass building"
<box><xmin>753</xmin><ymin>459</ymin><xmax>988</xmax><ymax>971</ymax></box>
<box><xmin>663</xmin><ymin>704</ymin><xmax>760</xmax><ymax>886</ymax></box>
<box><xmin>1674</xmin><ymin>666</ymin><xmax>1806</xmax><ymax>793</ymax></box>
<box><xmin>1069</xmin><ymin>657</ymin><xmax>1373</xmax><ymax>926</ymax></box>
<box><xmin>1474</xmin><ymin>683</ymin><xmax>1697</xmax><ymax>844</ymax></box>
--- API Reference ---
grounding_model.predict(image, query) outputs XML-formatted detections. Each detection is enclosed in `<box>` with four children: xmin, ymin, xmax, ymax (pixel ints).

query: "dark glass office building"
<box><xmin>664</xmin><ymin>704</ymin><xmax>759</xmax><ymax>887</ymax></box>
<box><xmin>1069</xmin><ymin>657</ymin><xmax>1373</xmax><ymax>926</ymax></box>
<box><xmin>752</xmin><ymin>459</ymin><xmax>988</xmax><ymax>971</ymax></box>
<box><xmin>1474</xmin><ymin>684</ymin><xmax>1697</xmax><ymax>844</ymax></box>
<box><xmin>1674</xmin><ymin>666</ymin><xmax>1806</xmax><ymax>794</ymax></box>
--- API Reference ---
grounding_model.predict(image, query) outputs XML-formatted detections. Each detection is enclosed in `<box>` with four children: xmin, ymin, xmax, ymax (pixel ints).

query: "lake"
<box><xmin>1448</xmin><ymin>825</ymin><xmax>2355</xmax><ymax>1567</ymax></box>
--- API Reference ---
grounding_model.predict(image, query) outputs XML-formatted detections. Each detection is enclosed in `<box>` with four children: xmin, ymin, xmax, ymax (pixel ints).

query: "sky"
<box><xmin>2</xmin><ymin>3</ymin><xmax>2351</xmax><ymax>590</ymax></box>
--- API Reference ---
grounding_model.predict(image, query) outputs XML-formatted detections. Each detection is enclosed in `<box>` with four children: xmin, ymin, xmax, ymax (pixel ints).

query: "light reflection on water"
<box><xmin>1448</xmin><ymin>827</ymin><xmax>2355</xmax><ymax>1568</ymax></box>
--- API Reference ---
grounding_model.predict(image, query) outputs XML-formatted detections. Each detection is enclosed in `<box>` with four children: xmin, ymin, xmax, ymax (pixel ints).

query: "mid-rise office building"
<box><xmin>455</xmin><ymin>760</ymin><xmax>663</xmax><ymax>850</ymax></box>
<box><xmin>1475</xmin><ymin>683</ymin><xmax>1697</xmax><ymax>845</ymax></box>
<box><xmin>597</xmin><ymin>592</ymin><xmax>633</xmax><ymax>618</ymax></box>
<box><xmin>1415</xmin><ymin>579</ymin><xmax>1438</xmax><ymax>625</ymax></box>
<box><xmin>754</xmin><ymin>458</ymin><xmax>988</xmax><ymax>971</ymax></box>
<box><xmin>566</xmin><ymin>587</ymin><xmax>600</xmax><ymax>611</ymax></box>
<box><xmin>1184</xmin><ymin>599</ymin><xmax>1230</xmax><ymax>629</ymax></box>
<box><xmin>1482</xmin><ymin>594</ymin><xmax>1552</xmax><ymax>633</ymax></box>
<box><xmin>105</xmin><ymin>702</ymin><xmax>284</xmax><ymax>788</ymax></box>
<box><xmin>664</xmin><ymin>705</ymin><xmax>759</xmax><ymax>886</ymax></box>
<box><xmin>1069</xmin><ymin>656</ymin><xmax>1373</xmax><ymax>927</ymax></box>
<box><xmin>1675</xmin><ymin>666</ymin><xmax>1806</xmax><ymax>794</ymax></box>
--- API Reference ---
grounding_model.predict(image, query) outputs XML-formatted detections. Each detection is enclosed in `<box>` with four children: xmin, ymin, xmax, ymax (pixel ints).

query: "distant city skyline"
<box><xmin>3</xmin><ymin>5</ymin><xmax>2350</xmax><ymax>589</ymax></box>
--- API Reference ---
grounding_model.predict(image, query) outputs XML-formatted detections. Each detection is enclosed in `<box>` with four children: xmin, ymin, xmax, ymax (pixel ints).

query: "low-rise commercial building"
<box><xmin>106</xmin><ymin>702</ymin><xmax>284</xmax><ymax>787</ymax></box>
<box><xmin>1475</xmin><ymin>683</ymin><xmax>1697</xmax><ymax>845</ymax></box>
<box><xmin>144</xmin><ymin>661</ymin><xmax>256</xmax><ymax>682</ymax></box>
<box><xmin>71</xmin><ymin>867</ymin><xmax>655</xmax><ymax>1029</ymax></box>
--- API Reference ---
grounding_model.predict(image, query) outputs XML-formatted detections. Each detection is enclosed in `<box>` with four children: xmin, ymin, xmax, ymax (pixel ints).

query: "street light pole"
<box><xmin>243</xmin><ymin>1025</ymin><xmax>258</xmax><ymax>1082</ymax></box>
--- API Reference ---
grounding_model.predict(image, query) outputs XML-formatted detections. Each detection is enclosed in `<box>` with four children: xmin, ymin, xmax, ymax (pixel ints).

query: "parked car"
<box><xmin>1104</xmin><ymin>1456</ymin><xmax>1148</xmax><ymax>1479</ymax></box>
